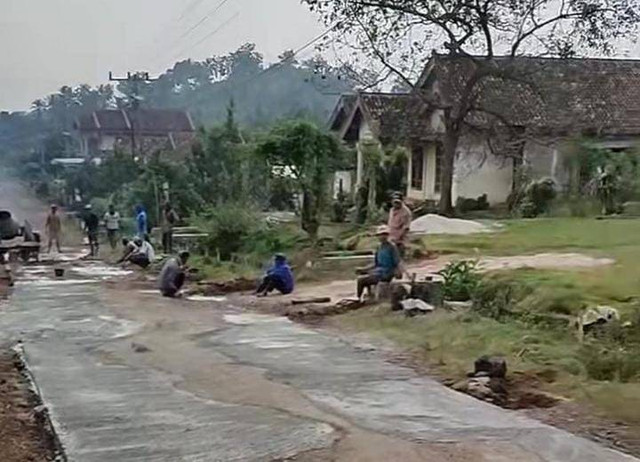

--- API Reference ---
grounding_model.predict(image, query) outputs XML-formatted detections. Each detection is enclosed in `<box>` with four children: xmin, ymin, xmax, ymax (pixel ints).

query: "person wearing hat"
<box><xmin>356</xmin><ymin>225</ymin><xmax>401</xmax><ymax>300</ymax></box>
<box><xmin>158</xmin><ymin>251</ymin><xmax>190</xmax><ymax>298</ymax></box>
<box><xmin>387</xmin><ymin>193</ymin><xmax>412</xmax><ymax>258</ymax></box>
<box><xmin>45</xmin><ymin>204</ymin><xmax>63</xmax><ymax>253</ymax></box>
<box><xmin>82</xmin><ymin>204</ymin><xmax>100</xmax><ymax>257</ymax></box>
<box><xmin>256</xmin><ymin>253</ymin><xmax>295</xmax><ymax>297</ymax></box>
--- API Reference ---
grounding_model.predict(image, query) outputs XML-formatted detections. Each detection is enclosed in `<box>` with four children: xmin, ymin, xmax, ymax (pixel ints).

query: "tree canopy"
<box><xmin>303</xmin><ymin>0</ymin><xmax>640</xmax><ymax>213</ymax></box>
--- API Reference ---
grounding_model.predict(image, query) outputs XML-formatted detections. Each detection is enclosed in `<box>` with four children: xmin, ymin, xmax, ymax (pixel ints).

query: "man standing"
<box><xmin>388</xmin><ymin>193</ymin><xmax>412</xmax><ymax>258</ymax></box>
<box><xmin>103</xmin><ymin>205</ymin><xmax>121</xmax><ymax>250</ymax></box>
<box><xmin>158</xmin><ymin>251</ymin><xmax>190</xmax><ymax>297</ymax></box>
<box><xmin>135</xmin><ymin>205</ymin><xmax>148</xmax><ymax>238</ymax></box>
<box><xmin>45</xmin><ymin>204</ymin><xmax>62</xmax><ymax>253</ymax></box>
<box><xmin>83</xmin><ymin>205</ymin><xmax>100</xmax><ymax>257</ymax></box>
<box><xmin>161</xmin><ymin>203</ymin><xmax>179</xmax><ymax>255</ymax></box>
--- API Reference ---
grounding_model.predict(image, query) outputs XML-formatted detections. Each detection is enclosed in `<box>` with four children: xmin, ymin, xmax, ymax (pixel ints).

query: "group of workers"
<box><xmin>43</xmin><ymin>192</ymin><xmax>413</xmax><ymax>302</ymax></box>
<box><xmin>251</xmin><ymin>193</ymin><xmax>412</xmax><ymax>302</ymax></box>
<box><xmin>44</xmin><ymin>202</ymin><xmax>180</xmax><ymax>258</ymax></box>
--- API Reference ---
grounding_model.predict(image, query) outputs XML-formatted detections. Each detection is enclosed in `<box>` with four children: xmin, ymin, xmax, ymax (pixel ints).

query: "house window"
<box><xmin>435</xmin><ymin>143</ymin><xmax>444</xmax><ymax>193</ymax></box>
<box><xmin>411</xmin><ymin>146</ymin><xmax>424</xmax><ymax>190</ymax></box>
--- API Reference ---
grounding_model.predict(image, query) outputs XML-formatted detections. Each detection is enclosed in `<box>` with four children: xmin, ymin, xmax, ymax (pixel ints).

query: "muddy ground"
<box><xmin>0</xmin><ymin>347</ymin><xmax>58</xmax><ymax>462</ymax></box>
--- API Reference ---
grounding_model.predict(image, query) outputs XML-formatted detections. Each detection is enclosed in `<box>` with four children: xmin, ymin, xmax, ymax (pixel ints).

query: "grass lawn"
<box><xmin>338</xmin><ymin>217</ymin><xmax>640</xmax><ymax>433</ymax></box>
<box><xmin>425</xmin><ymin>217</ymin><xmax>640</xmax><ymax>311</ymax></box>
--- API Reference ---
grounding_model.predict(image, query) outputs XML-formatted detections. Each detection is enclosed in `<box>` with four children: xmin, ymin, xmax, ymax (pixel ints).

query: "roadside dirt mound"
<box><xmin>197</xmin><ymin>277</ymin><xmax>256</xmax><ymax>295</ymax></box>
<box><xmin>0</xmin><ymin>348</ymin><xmax>59</xmax><ymax>461</ymax></box>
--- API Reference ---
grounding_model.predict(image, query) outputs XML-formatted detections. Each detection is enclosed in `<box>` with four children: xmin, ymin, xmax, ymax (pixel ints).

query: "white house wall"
<box><xmin>99</xmin><ymin>135</ymin><xmax>117</xmax><ymax>152</ymax></box>
<box><xmin>453</xmin><ymin>146</ymin><xmax>513</xmax><ymax>204</ymax></box>
<box><xmin>407</xmin><ymin>140</ymin><xmax>513</xmax><ymax>205</ymax></box>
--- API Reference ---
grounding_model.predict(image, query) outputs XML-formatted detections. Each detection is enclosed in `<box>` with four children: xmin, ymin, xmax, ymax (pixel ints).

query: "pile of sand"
<box><xmin>410</xmin><ymin>214</ymin><xmax>491</xmax><ymax>235</ymax></box>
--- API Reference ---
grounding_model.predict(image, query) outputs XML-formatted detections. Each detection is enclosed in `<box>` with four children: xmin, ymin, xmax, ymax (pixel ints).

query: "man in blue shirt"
<box><xmin>256</xmin><ymin>254</ymin><xmax>295</xmax><ymax>297</ymax></box>
<box><xmin>356</xmin><ymin>225</ymin><xmax>401</xmax><ymax>300</ymax></box>
<box><xmin>135</xmin><ymin>205</ymin><xmax>148</xmax><ymax>238</ymax></box>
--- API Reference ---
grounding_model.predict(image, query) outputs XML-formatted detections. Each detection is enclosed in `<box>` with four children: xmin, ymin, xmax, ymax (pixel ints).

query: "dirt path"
<box><xmin>0</xmin><ymin>347</ymin><xmax>58</xmax><ymax>462</ymax></box>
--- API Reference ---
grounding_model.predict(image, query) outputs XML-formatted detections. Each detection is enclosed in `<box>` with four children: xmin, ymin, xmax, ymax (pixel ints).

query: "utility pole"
<box><xmin>108</xmin><ymin>71</ymin><xmax>157</xmax><ymax>158</ymax></box>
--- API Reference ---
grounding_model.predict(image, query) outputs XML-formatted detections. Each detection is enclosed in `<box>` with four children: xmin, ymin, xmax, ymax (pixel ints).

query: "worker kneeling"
<box><xmin>356</xmin><ymin>225</ymin><xmax>401</xmax><ymax>301</ymax></box>
<box><xmin>158</xmin><ymin>251</ymin><xmax>190</xmax><ymax>298</ymax></box>
<box><xmin>256</xmin><ymin>254</ymin><xmax>294</xmax><ymax>297</ymax></box>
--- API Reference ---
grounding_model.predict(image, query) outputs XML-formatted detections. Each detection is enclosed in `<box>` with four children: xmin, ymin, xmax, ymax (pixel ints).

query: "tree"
<box><xmin>258</xmin><ymin>121</ymin><xmax>344</xmax><ymax>239</ymax></box>
<box><xmin>303</xmin><ymin>0</ymin><xmax>640</xmax><ymax>214</ymax></box>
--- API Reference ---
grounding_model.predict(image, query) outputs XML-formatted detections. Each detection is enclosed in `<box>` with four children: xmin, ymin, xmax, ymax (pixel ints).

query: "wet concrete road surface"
<box><xmin>0</xmin><ymin>267</ymin><xmax>638</xmax><ymax>461</ymax></box>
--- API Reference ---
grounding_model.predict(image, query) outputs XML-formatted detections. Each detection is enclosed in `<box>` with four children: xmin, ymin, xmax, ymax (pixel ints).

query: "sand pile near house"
<box><xmin>410</xmin><ymin>214</ymin><xmax>491</xmax><ymax>235</ymax></box>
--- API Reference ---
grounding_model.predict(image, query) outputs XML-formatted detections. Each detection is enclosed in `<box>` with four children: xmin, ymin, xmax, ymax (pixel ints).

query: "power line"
<box><xmin>169</xmin><ymin>12</ymin><xmax>240</xmax><ymax>65</ymax></box>
<box><xmin>236</xmin><ymin>22</ymin><xmax>341</xmax><ymax>91</ymax></box>
<box><xmin>178</xmin><ymin>0</ymin><xmax>207</xmax><ymax>21</ymax></box>
<box><xmin>179</xmin><ymin>0</ymin><xmax>232</xmax><ymax>40</ymax></box>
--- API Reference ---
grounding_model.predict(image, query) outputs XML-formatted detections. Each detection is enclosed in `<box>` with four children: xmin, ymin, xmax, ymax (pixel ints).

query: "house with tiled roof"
<box><xmin>75</xmin><ymin>108</ymin><xmax>195</xmax><ymax>159</ymax></box>
<box><xmin>330</xmin><ymin>55</ymin><xmax>640</xmax><ymax>205</ymax></box>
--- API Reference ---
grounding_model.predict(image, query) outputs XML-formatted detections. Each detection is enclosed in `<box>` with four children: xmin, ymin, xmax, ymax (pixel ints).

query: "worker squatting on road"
<box><xmin>158</xmin><ymin>251</ymin><xmax>190</xmax><ymax>298</ymax></box>
<box><xmin>255</xmin><ymin>254</ymin><xmax>295</xmax><ymax>297</ymax></box>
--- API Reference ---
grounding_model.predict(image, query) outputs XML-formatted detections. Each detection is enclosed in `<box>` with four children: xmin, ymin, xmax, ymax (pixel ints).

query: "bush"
<box><xmin>456</xmin><ymin>194</ymin><xmax>490</xmax><ymax>213</ymax></box>
<box><xmin>579</xmin><ymin>342</ymin><xmax>640</xmax><ymax>382</ymax></box>
<box><xmin>194</xmin><ymin>204</ymin><xmax>307</xmax><ymax>263</ymax></box>
<box><xmin>521</xmin><ymin>178</ymin><xmax>557</xmax><ymax>217</ymax></box>
<box><xmin>438</xmin><ymin>260</ymin><xmax>480</xmax><ymax>302</ymax></box>
<box><xmin>195</xmin><ymin>205</ymin><xmax>262</xmax><ymax>261</ymax></box>
<box><xmin>473</xmin><ymin>277</ymin><xmax>525</xmax><ymax>320</ymax></box>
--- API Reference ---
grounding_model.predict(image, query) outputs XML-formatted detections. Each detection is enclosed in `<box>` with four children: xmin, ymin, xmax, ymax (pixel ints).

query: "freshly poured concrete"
<box><xmin>0</xmin><ymin>274</ymin><xmax>637</xmax><ymax>461</ymax></box>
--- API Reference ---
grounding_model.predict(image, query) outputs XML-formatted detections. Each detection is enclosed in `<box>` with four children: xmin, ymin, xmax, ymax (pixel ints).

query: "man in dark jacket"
<box><xmin>83</xmin><ymin>205</ymin><xmax>100</xmax><ymax>257</ymax></box>
<box><xmin>256</xmin><ymin>254</ymin><xmax>295</xmax><ymax>297</ymax></box>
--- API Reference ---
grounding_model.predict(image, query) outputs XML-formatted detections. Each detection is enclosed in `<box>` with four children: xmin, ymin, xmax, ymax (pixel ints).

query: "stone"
<box><xmin>474</xmin><ymin>355</ymin><xmax>507</xmax><ymax>379</ymax></box>
<box><xmin>131</xmin><ymin>342</ymin><xmax>151</xmax><ymax>353</ymax></box>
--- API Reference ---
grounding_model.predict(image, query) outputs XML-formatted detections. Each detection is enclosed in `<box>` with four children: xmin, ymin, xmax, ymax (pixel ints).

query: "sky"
<box><xmin>0</xmin><ymin>0</ymin><xmax>324</xmax><ymax>111</ymax></box>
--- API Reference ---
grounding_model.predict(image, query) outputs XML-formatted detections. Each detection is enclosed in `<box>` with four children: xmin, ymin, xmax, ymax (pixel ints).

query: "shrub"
<box><xmin>456</xmin><ymin>194</ymin><xmax>490</xmax><ymax>213</ymax></box>
<box><xmin>194</xmin><ymin>204</ymin><xmax>307</xmax><ymax>263</ymax></box>
<box><xmin>438</xmin><ymin>260</ymin><xmax>480</xmax><ymax>302</ymax></box>
<box><xmin>473</xmin><ymin>277</ymin><xmax>525</xmax><ymax>320</ymax></box>
<box><xmin>195</xmin><ymin>204</ymin><xmax>262</xmax><ymax>261</ymax></box>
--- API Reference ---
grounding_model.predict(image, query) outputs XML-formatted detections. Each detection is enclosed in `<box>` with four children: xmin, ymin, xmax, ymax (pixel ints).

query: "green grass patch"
<box><xmin>425</xmin><ymin>218</ymin><xmax>640</xmax><ymax>312</ymax></box>
<box><xmin>338</xmin><ymin>218</ymin><xmax>640</xmax><ymax>428</ymax></box>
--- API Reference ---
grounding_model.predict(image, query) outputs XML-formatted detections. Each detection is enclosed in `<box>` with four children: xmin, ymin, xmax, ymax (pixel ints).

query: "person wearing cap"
<box><xmin>82</xmin><ymin>204</ymin><xmax>100</xmax><ymax>257</ymax></box>
<box><xmin>387</xmin><ymin>193</ymin><xmax>412</xmax><ymax>258</ymax></box>
<box><xmin>45</xmin><ymin>204</ymin><xmax>63</xmax><ymax>253</ymax></box>
<box><xmin>356</xmin><ymin>225</ymin><xmax>401</xmax><ymax>300</ymax></box>
<box><xmin>256</xmin><ymin>254</ymin><xmax>295</xmax><ymax>297</ymax></box>
<box><xmin>158</xmin><ymin>251</ymin><xmax>190</xmax><ymax>297</ymax></box>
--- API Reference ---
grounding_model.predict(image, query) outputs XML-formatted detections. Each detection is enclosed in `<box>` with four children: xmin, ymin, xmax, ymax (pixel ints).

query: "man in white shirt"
<box><xmin>103</xmin><ymin>205</ymin><xmax>121</xmax><ymax>250</ymax></box>
<box><xmin>119</xmin><ymin>236</ymin><xmax>155</xmax><ymax>269</ymax></box>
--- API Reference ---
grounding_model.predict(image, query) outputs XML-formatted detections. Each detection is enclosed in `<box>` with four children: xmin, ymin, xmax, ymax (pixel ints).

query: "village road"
<box><xmin>0</xmin><ymin>178</ymin><xmax>637</xmax><ymax>461</ymax></box>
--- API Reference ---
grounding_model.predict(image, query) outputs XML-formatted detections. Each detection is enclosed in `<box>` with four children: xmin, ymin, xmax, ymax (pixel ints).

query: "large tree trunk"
<box><xmin>367</xmin><ymin>165</ymin><xmax>378</xmax><ymax>219</ymax></box>
<box><xmin>301</xmin><ymin>190</ymin><xmax>319</xmax><ymax>240</ymax></box>
<box><xmin>438</xmin><ymin>127</ymin><xmax>459</xmax><ymax>216</ymax></box>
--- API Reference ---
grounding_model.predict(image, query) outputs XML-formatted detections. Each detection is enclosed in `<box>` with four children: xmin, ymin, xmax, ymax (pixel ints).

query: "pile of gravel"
<box><xmin>410</xmin><ymin>214</ymin><xmax>491</xmax><ymax>235</ymax></box>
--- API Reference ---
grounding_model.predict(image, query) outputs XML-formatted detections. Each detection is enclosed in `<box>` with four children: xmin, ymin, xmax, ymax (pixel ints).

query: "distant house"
<box><xmin>75</xmin><ymin>109</ymin><xmax>196</xmax><ymax>158</ymax></box>
<box><xmin>329</xmin><ymin>56</ymin><xmax>640</xmax><ymax>205</ymax></box>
